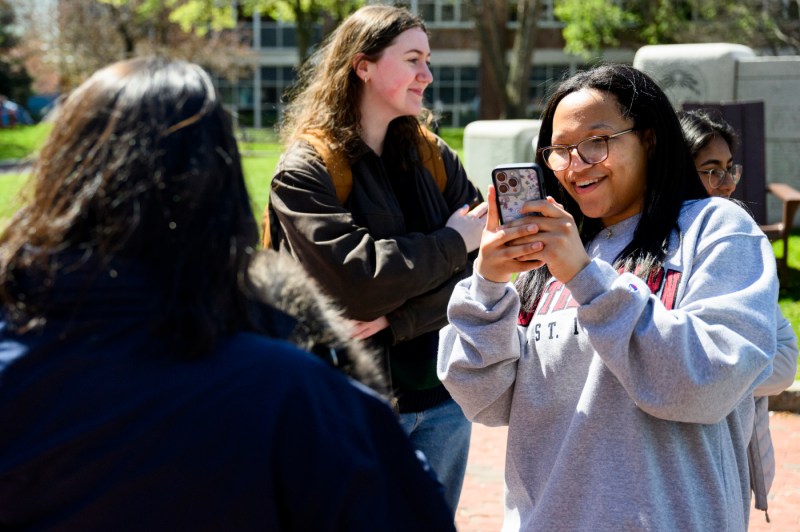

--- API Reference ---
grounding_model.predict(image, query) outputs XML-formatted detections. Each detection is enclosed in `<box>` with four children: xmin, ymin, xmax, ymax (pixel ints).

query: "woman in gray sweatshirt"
<box><xmin>439</xmin><ymin>64</ymin><xmax>777</xmax><ymax>531</ymax></box>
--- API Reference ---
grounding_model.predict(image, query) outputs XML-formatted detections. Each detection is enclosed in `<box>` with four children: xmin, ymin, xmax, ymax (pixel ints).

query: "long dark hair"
<box><xmin>518</xmin><ymin>63</ymin><xmax>707</xmax><ymax>310</ymax></box>
<box><xmin>0</xmin><ymin>56</ymin><xmax>260</xmax><ymax>358</ymax></box>
<box><xmin>280</xmin><ymin>4</ymin><xmax>433</xmax><ymax>160</ymax></box>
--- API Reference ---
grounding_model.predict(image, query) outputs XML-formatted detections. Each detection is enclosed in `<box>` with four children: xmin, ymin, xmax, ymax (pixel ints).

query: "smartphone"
<box><xmin>491</xmin><ymin>163</ymin><xmax>546</xmax><ymax>225</ymax></box>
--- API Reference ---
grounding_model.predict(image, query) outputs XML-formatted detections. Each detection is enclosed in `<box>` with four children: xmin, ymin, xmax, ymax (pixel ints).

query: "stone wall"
<box><xmin>737</xmin><ymin>57</ymin><xmax>800</xmax><ymax>218</ymax></box>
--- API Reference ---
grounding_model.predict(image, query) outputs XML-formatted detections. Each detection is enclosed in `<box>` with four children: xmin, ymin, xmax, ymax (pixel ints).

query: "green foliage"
<box><xmin>0</xmin><ymin>0</ymin><xmax>32</xmax><ymax>104</ymax></box>
<box><xmin>240</xmin><ymin>0</ymin><xmax>363</xmax><ymax>24</ymax></box>
<box><xmin>554</xmin><ymin>0</ymin><xmax>636</xmax><ymax>59</ymax></box>
<box><xmin>98</xmin><ymin>0</ymin><xmax>238</xmax><ymax>36</ymax></box>
<box><xmin>169</xmin><ymin>1</ymin><xmax>238</xmax><ymax>36</ymax></box>
<box><xmin>637</xmin><ymin>0</ymin><xmax>685</xmax><ymax>44</ymax></box>
<box><xmin>555</xmin><ymin>0</ymin><xmax>800</xmax><ymax>58</ymax></box>
<box><xmin>0</xmin><ymin>0</ymin><xmax>16</xmax><ymax>49</ymax></box>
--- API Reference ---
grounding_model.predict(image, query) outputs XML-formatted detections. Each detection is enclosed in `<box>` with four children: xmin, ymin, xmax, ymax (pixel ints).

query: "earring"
<box><xmin>364</xmin><ymin>76</ymin><xmax>369</xmax><ymax>83</ymax></box>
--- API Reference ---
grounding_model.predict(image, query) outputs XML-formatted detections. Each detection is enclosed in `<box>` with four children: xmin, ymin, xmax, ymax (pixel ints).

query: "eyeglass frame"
<box><xmin>538</xmin><ymin>128</ymin><xmax>636</xmax><ymax>171</ymax></box>
<box><xmin>697</xmin><ymin>164</ymin><xmax>743</xmax><ymax>189</ymax></box>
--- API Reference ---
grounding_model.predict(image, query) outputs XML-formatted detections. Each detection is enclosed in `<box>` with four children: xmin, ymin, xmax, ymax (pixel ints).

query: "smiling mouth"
<box><xmin>574</xmin><ymin>177</ymin><xmax>600</xmax><ymax>189</ymax></box>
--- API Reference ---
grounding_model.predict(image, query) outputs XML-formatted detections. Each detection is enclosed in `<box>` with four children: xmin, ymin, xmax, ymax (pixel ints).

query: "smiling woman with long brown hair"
<box><xmin>265</xmin><ymin>5</ymin><xmax>487</xmax><ymax>513</ymax></box>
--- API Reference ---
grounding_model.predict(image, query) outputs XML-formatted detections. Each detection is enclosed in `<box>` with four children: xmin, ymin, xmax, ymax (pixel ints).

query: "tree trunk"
<box><xmin>292</xmin><ymin>0</ymin><xmax>317</xmax><ymax>65</ymax></box>
<box><xmin>470</xmin><ymin>0</ymin><xmax>508</xmax><ymax>118</ymax></box>
<box><xmin>472</xmin><ymin>0</ymin><xmax>540</xmax><ymax>119</ymax></box>
<box><xmin>505</xmin><ymin>0</ymin><xmax>540</xmax><ymax>118</ymax></box>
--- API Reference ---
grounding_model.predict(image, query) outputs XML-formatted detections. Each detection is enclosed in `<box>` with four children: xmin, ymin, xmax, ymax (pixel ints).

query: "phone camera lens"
<box><xmin>498</xmin><ymin>184</ymin><xmax>508</xmax><ymax>193</ymax></box>
<box><xmin>509</xmin><ymin>178</ymin><xmax>518</xmax><ymax>187</ymax></box>
<box><xmin>496</xmin><ymin>172</ymin><xmax>506</xmax><ymax>182</ymax></box>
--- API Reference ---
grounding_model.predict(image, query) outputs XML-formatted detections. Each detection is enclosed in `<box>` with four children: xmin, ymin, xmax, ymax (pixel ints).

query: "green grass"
<box><xmin>0</xmin><ymin>172</ymin><xmax>29</xmax><ymax>224</ymax></box>
<box><xmin>439</xmin><ymin>127</ymin><xmax>464</xmax><ymax>152</ymax></box>
<box><xmin>0</xmin><ymin>124</ymin><xmax>52</xmax><ymax>161</ymax></box>
<box><xmin>243</xmin><ymin>153</ymin><xmax>281</xmax><ymax>220</ymax></box>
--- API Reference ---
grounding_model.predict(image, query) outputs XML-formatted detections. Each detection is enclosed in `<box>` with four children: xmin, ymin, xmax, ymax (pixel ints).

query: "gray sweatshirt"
<box><xmin>438</xmin><ymin>197</ymin><xmax>777</xmax><ymax>531</ymax></box>
<box><xmin>750</xmin><ymin>307</ymin><xmax>797</xmax><ymax>517</ymax></box>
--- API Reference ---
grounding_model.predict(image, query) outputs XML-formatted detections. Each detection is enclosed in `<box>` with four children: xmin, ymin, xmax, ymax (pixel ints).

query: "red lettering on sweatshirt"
<box><xmin>660</xmin><ymin>269</ymin><xmax>681</xmax><ymax>310</ymax></box>
<box><xmin>536</xmin><ymin>281</ymin><xmax>563</xmax><ymax>315</ymax></box>
<box><xmin>646</xmin><ymin>268</ymin><xmax>665</xmax><ymax>295</ymax></box>
<box><xmin>551</xmin><ymin>287</ymin><xmax>574</xmax><ymax>312</ymax></box>
<box><xmin>530</xmin><ymin>266</ymin><xmax>682</xmax><ymax>318</ymax></box>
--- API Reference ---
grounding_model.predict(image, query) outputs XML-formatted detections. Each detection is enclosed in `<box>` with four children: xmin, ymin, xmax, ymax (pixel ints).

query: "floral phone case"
<box><xmin>491</xmin><ymin>163</ymin><xmax>546</xmax><ymax>225</ymax></box>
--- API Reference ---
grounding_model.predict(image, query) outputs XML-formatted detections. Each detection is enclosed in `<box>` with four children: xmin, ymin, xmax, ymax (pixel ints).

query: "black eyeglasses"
<box><xmin>539</xmin><ymin>128</ymin><xmax>635</xmax><ymax>171</ymax></box>
<box><xmin>697</xmin><ymin>165</ymin><xmax>743</xmax><ymax>188</ymax></box>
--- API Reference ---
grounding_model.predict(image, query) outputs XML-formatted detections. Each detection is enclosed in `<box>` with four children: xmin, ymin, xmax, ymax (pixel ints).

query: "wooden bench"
<box><xmin>760</xmin><ymin>183</ymin><xmax>800</xmax><ymax>282</ymax></box>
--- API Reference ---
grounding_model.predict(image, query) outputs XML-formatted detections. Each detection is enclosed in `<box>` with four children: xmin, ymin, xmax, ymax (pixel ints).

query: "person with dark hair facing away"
<box><xmin>679</xmin><ymin>108</ymin><xmax>798</xmax><ymax>521</ymax></box>
<box><xmin>265</xmin><ymin>4</ymin><xmax>486</xmax><ymax>513</ymax></box>
<box><xmin>0</xmin><ymin>56</ymin><xmax>455</xmax><ymax>531</ymax></box>
<box><xmin>439</xmin><ymin>64</ymin><xmax>777</xmax><ymax>531</ymax></box>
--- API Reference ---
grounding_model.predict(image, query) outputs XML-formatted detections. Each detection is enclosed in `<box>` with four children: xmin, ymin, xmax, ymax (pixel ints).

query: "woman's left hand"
<box><xmin>507</xmin><ymin>196</ymin><xmax>591</xmax><ymax>284</ymax></box>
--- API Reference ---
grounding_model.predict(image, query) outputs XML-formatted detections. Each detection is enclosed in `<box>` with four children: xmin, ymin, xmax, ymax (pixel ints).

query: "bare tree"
<box><xmin>12</xmin><ymin>0</ymin><xmax>254</xmax><ymax>92</ymax></box>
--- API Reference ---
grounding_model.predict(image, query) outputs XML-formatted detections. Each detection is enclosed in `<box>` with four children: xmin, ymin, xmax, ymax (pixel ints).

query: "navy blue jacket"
<box><xmin>0</xmin><ymin>264</ymin><xmax>454</xmax><ymax>531</ymax></box>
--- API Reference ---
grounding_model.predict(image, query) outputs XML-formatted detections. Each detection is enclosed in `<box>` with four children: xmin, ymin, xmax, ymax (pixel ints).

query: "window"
<box><xmin>427</xmin><ymin>65</ymin><xmax>479</xmax><ymax>127</ymax></box>
<box><xmin>528</xmin><ymin>64</ymin><xmax>571</xmax><ymax>114</ymax></box>
<box><xmin>410</xmin><ymin>0</ymin><xmax>472</xmax><ymax>26</ymax></box>
<box><xmin>259</xmin><ymin>22</ymin><xmax>321</xmax><ymax>49</ymax></box>
<box><xmin>259</xmin><ymin>66</ymin><xmax>298</xmax><ymax>125</ymax></box>
<box><xmin>213</xmin><ymin>67</ymin><xmax>298</xmax><ymax>127</ymax></box>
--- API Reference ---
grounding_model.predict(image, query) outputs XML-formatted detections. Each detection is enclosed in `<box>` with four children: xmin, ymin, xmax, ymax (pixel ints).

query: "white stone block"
<box><xmin>463</xmin><ymin>119</ymin><xmax>542</xmax><ymax>195</ymax></box>
<box><xmin>633</xmin><ymin>43</ymin><xmax>755</xmax><ymax>107</ymax></box>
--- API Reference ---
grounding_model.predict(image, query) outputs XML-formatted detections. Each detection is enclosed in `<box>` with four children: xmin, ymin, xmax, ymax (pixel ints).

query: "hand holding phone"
<box><xmin>491</xmin><ymin>163</ymin><xmax>546</xmax><ymax>225</ymax></box>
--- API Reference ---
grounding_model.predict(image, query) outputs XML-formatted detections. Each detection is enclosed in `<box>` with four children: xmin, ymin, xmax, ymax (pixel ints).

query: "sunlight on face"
<box><xmin>550</xmin><ymin>89</ymin><xmax>649</xmax><ymax>227</ymax></box>
<box><xmin>359</xmin><ymin>28</ymin><xmax>433</xmax><ymax>125</ymax></box>
<box><xmin>694</xmin><ymin>136</ymin><xmax>736</xmax><ymax>198</ymax></box>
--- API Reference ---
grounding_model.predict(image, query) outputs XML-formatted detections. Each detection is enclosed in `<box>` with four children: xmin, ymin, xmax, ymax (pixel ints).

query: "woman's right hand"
<box><xmin>506</xmin><ymin>196</ymin><xmax>591</xmax><ymax>284</ymax></box>
<box><xmin>446</xmin><ymin>201</ymin><xmax>488</xmax><ymax>253</ymax></box>
<box><xmin>474</xmin><ymin>185</ymin><xmax>544</xmax><ymax>283</ymax></box>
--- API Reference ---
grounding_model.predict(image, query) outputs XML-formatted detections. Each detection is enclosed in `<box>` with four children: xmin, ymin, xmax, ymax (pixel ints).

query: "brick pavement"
<box><xmin>456</xmin><ymin>412</ymin><xmax>800</xmax><ymax>531</ymax></box>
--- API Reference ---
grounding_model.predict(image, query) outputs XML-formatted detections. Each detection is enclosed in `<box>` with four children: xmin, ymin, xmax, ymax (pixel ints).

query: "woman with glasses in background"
<box><xmin>438</xmin><ymin>64</ymin><xmax>778</xmax><ymax>531</ymax></box>
<box><xmin>680</xmin><ymin>109</ymin><xmax>743</xmax><ymax>198</ymax></box>
<box><xmin>680</xmin><ymin>108</ymin><xmax>798</xmax><ymax>522</ymax></box>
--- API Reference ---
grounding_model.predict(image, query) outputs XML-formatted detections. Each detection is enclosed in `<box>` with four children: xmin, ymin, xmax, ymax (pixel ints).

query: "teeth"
<box><xmin>575</xmin><ymin>178</ymin><xmax>599</xmax><ymax>187</ymax></box>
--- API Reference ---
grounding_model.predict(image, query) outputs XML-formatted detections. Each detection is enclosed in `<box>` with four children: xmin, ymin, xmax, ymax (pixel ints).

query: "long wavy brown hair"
<box><xmin>280</xmin><ymin>4</ymin><xmax>434</xmax><ymax>159</ymax></box>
